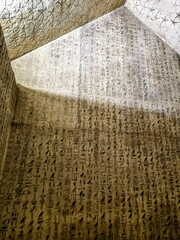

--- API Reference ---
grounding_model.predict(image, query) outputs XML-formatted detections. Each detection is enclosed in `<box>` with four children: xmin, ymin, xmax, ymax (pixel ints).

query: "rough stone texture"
<box><xmin>125</xmin><ymin>0</ymin><xmax>180</xmax><ymax>55</ymax></box>
<box><xmin>1</xmin><ymin>7</ymin><xmax>180</xmax><ymax>240</ymax></box>
<box><xmin>0</xmin><ymin>0</ymin><xmax>125</xmax><ymax>60</ymax></box>
<box><xmin>0</xmin><ymin>25</ymin><xmax>17</xmax><ymax>178</ymax></box>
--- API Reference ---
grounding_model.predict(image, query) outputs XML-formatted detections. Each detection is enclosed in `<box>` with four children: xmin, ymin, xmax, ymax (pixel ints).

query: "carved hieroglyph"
<box><xmin>0</xmin><ymin>0</ymin><xmax>125</xmax><ymax>60</ymax></box>
<box><xmin>1</xmin><ymin>7</ymin><xmax>180</xmax><ymax>239</ymax></box>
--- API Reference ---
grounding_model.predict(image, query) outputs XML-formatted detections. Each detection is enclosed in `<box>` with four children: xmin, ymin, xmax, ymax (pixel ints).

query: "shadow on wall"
<box><xmin>0</xmin><ymin>84</ymin><xmax>179</xmax><ymax>240</ymax></box>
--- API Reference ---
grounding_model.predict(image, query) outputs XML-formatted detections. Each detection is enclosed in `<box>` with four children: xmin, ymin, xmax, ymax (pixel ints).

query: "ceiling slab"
<box><xmin>0</xmin><ymin>0</ymin><xmax>125</xmax><ymax>60</ymax></box>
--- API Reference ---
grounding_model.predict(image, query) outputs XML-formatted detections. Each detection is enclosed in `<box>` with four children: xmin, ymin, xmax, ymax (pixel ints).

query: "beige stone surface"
<box><xmin>126</xmin><ymin>0</ymin><xmax>180</xmax><ymax>55</ymax></box>
<box><xmin>0</xmin><ymin>0</ymin><xmax>125</xmax><ymax>60</ymax></box>
<box><xmin>0</xmin><ymin>25</ymin><xmax>17</xmax><ymax>178</ymax></box>
<box><xmin>1</xmin><ymin>7</ymin><xmax>179</xmax><ymax>239</ymax></box>
<box><xmin>12</xmin><ymin>6</ymin><xmax>180</xmax><ymax>112</ymax></box>
<box><xmin>12</xmin><ymin>30</ymin><xmax>80</xmax><ymax>98</ymax></box>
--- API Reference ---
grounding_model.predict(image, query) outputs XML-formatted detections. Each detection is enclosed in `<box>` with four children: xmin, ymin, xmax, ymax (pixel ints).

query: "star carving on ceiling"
<box><xmin>171</xmin><ymin>19</ymin><xmax>178</xmax><ymax>25</ymax></box>
<box><xmin>173</xmin><ymin>1</ymin><xmax>180</xmax><ymax>8</ymax></box>
<box><xmin>162</xmin><ymin>17</ymin><xmax>168</xmax><ymax>22</ymax></box>
<box><xmin>154</xmin><ymin>12</ymin><xmax>160</xmax><ymax>20</ymax></box>
<box><xmin>160</xmin><ymin>17</ymin><xmax>168</xmax><ymax>27</ymax></box>
<box><xmin>175</xmin><ymin>12</ymin><xmax>180</xmax><ymax>19</ymax></box>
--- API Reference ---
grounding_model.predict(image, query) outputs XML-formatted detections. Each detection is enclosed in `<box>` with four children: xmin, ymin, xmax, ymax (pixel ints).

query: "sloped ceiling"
<box><xmin>0</xmin><ymin>0</ymin><xmax>125</xmax><ymax>60</ymax></box>
<box><xmin>125</xmin><ymin>0</ymin><xmax>180</xmax><ymax>55</ymax></box>
<box><xmin>0</xmin><ymin>1</ymin><xmax>179</xmax><ymax>60</ymax></box>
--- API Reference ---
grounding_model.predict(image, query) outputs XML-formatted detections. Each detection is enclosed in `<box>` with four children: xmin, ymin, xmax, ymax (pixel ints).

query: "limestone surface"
<box><xmin>0</xmin><ymin>0</ymin><xmax>125</xmax><ymax>60</ymax></box>
<box><xmin>1</xmin><ymin>7</ymin><xmax>179</xmax><ymax>239</ymax></box>
<box><xmin>126</xmin><ymin>0</ymin><xmax>180</xmax><ymax>55</ymax></box>
<box><xmin>0</xmin><ymin>25</ymin><xmax>16</xmax><ymax>178</ymax></box>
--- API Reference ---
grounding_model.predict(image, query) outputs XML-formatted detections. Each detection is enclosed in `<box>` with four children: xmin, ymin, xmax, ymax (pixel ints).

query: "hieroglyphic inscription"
<box><xmin>0</xmin><ymin>6</ymin><xmax>180</xmax><ymax>240</ymax></box>
<box><xmin>0</xmin><ymin>25</ymin><xmax>17</xmax><ymax>178</ymax></box>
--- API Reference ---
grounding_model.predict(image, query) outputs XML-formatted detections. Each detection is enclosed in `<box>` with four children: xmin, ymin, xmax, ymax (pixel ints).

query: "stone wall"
<box><xmin>125</xmin><ymin>0</ymin><xmax>180</xmax><ymax>55</ymax></box>
<box><xmin>0</xmin><ymin>7</ymin><xmax>180</xmax><ymax>239</ymax></box>
<box><xmin>0</xmin><ymin>25</ymin><xmax>17</xmax><ymax>178</ymax></box>
<box><xmin>0</xmin><ymin>0</ymin><xmax>125</xmax><ymax>60</ymax></box>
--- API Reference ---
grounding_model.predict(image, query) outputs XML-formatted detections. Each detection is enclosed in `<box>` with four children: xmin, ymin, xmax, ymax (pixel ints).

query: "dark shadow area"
<box><xmin>0</xmin><ymin>85</ymin><xmax>179</xmax><ymax>240</ymax></box>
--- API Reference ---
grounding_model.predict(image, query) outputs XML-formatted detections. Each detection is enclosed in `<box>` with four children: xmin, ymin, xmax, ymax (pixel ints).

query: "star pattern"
<box><xmin>126</xmin><ymin>0</ymin><xmax>180</xmax><ymax>55</ymax></box>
